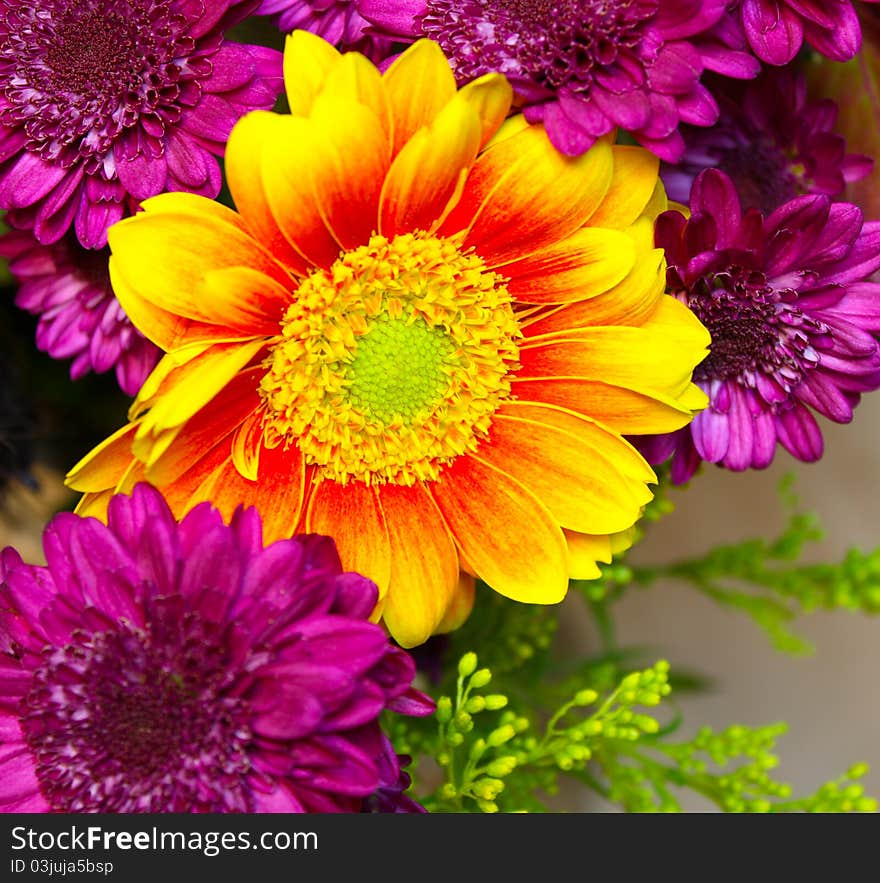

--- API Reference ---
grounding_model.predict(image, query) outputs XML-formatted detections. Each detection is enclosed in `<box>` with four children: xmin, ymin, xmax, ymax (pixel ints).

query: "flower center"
<box><xmin>22</xmin><ymin>605</ymin><xmax>252</xmax><ymax>812</ymax></box>
<box><xmin>260</xmin><ymin>232</ymin><xmax>521</xmax><ymax>486</ymax></box>
<box><xmin>1</xmin><ymin>0</ymin><xmax>204</xmax><ymax>174</ymax></box>
<box><xmin>718</xmin><ymin>139</ymin><xmax>801</xmax><ymax>215</ymax></box>
<box><xmin>679</xmin><ymin>266</ymin><xmax>826</xmax><ymax>396</ymax></box>
<box><xmin>418</xmin><ymin>0</ymin><xmax>656</xmax><ymax>91</ymax></box>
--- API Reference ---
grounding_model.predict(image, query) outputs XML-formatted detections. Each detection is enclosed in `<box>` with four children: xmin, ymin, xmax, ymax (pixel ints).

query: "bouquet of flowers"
<box><xmin>1</xmin><ymin>0</ymin><xmax>879</xmax><ymax>814</ymax></box>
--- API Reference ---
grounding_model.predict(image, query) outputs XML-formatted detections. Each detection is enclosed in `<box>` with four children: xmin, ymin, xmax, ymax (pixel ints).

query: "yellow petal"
<box><xmin>379</xmin><ymin>93</ymin><xmax>482</xmax><ymax>237</ymax></box>
<box><xmin>505</xmin><ymin>227</ymin><xmax>637</xmax><ymax>304</ymax></box>
<box><xmin>378</xmin><ymin>482</ymin><xmax>460</xmax><ymax>648</ymax></box>
<box><xmin>225</xmin><ymin>111</ymin><xmax>313</xmax><ymax>274</ymax></box>
<box><xmin>382</xmin><ymin>40</ymin><xmax>457</xmax><ymax>155</ymax></box>
<box><xmin>66</xmin><ymin>423</ymin><xmax>138</xmax><ymax>493</ymax></box>
<box><xmin>457</xmin><ymin>73</ymin><xmax>514</xmax><ymax>150</ymax></box>
<box><xmin>283</xmin><ymin>30</ymin><xmax>342</xmax><ymax>116</ymax></box>
<box><xmin>588</xmin><ymin>145</ymin><xmax>661</xmax><ymax>230</ymax></box>
<box><xmin>564</xmin><ymin>530</ymin><xmax>612</xmax><ymax>581</ymax></box>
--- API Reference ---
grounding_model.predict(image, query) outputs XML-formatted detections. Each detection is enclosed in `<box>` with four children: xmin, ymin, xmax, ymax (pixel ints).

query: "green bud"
<box><xmin>574</xmin><ymin>689</ymin><xmax>598</xmax><ymax>706</ymax></box>
<box><xmin>486</xmin><ymin>757</ymin><xmax>518</xmax><ymax>777</ymax></box>
<box><xmin>465</xmin><ymin>696</ymin><xmax>486</xmax><ymax>714</ymax></box>
<box><xmin>448</xmin><ymin>732</ymin><xmax>465</xmax><ymax>747</ymax></box>
<box><xmin>477</xmin><ymin>799</ymin><xmax>499</xmax><ymax>814</ymax></box>
<box><xmin>453</xmin><ymin>710</ymin><xmax>473</xmax><ymax>730</ymax></box>
<box><xmin>484</xmin><ymin>694</ymin><xmax>509</xmax><ymax>711</ymax></box>
<box><xmin>488</xmin><ymin>724</ymin><xmax>516</xmax><ymax>747</ymax></box>
<box><xmin>458</xmin><ymin>652</ymin><xmax>478</xmax><ymax>679</ymax></box>
<box><xmin>471</xmin><ymin>669</ymin><xmax>492</xmax><ymax>689</ymax></box>
<box><xmin>472</xmin><ymin>778</ymin><xmax>505</xmax><ymax>800</ymax></box>
<box><xmin>436</xmin><ymin>697</ymin><xmax>453</xmax><ymax>723</ymax></box>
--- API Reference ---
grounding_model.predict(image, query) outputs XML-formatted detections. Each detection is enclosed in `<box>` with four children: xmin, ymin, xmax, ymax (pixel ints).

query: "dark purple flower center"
<box><xmin>418</xmin><ymin>0</ymin><xmax>657</xmax><ymax>92</ymax></box>
<box><xmin>1</xmin><ymin>0</ymin><xmax>206</xmax><ymax>175</ymax></box>
<box><xmin>716</xmin><ymin>141</ymin><xmax>801</xmax><ymax>216</ymax></box>
<box><xmin>21</xmin><ymin>602</ymin><xmax>253</xmax><ymax>812</ymax></box>
<box><xmin>676</xmin><ymin>265</ymin><xmax>826</xmax><ymax>395</ymax></box>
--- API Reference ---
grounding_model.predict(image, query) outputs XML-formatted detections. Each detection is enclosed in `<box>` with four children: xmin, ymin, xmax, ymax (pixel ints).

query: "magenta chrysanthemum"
<box><xmin>0</xmin><ymin>483</ymin><xmax>433</xmax><ymax>813</ymax></box>
<box><xmin>662</xmin><ymin>69</ymin><xmax>873</xmax><ymax>213</ymax></box>
<box><xmin>641</xmin><ymin>169</ymin><xmax>880</xmax><ymax>483</ymax></box>
<box><xmin>357</xmin><ymin>0</ymin><xmax>760</xmax><ymax>160</ymax></box>
<box><xmin>0</xmin><ymin>0</ymin><xmax>282</xmax><ymax>248</ymax></box>
<box><xmin>0</xmin><ymin>229</ymin><xmax>160</xmax><ymax>395</ymax></box>
<box><xmin>729</xmin><ymin>0</ymin><xmax>880</xmax><ymax>66</ymax></box>
<box><xmin>256</xmin><ymin>0</ymin><xmax>392</xmax><ymax>59</ymax></box>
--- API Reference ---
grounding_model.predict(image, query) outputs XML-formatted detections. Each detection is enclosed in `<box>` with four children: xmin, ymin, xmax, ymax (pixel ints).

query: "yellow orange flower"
<box><xmin>66</xmin><ymin>33</ymin><xmax>709</xmax><ymax>647</ymax></box>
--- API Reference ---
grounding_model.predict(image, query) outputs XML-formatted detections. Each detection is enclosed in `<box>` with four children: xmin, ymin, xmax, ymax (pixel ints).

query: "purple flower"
<box><xmin>642</xmin><ymin>169</ymin><xmax>880</xmax><ymax>483</ymax></box>
<box><xmin>0</xmin><ymin>483</ymin><xmax>434</xmax><ymax>813</ymax></box>
<box><xmin>256</xmin><ymin>0</ymin><xmax>392</xmax><ymax>59</ymax></box>
<box><xmin>356</xmin><ymin>0</ymin><xmax>760</xmax><ymax>161</ymax></box>
<box><xmin>0</xmin><ymin>0</ymin><xmax>282</xmax><ymax>249</ymax></box>
<box><xmin>361</xmin><ymin>736</ymin><xmax>426</xmax><ymax>813</ymax></box>
<box><xmin>662</xmin><ymin>69</ymin><xmax>873</xmax><ymax>213</ymax></box>
<box><xmin>0</xmin><ymin>229</ymin><xmax>160</xmax><ymax>396</ymax></box>
<box><xmin>729</xmin><ymin>0</ymin><xmax>880</xmax><ymax>65</ymax></box>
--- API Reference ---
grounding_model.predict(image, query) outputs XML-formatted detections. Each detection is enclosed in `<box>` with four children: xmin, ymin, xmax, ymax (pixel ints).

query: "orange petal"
<box><xmin>231</xmin><ymin>407</ymin><xmax>267</xmax><ymax>482</ymax></box>
<box><xmin>511</xmin><ymin>377</ymin><xmax>702</xmax><ymax>434</ymax></box>
<box><xmin>191</xmin><ymin>443</ymin><xmax>305</xmax><ymax>543</ymax></box>
<box><xmin>66</xmin><ymin>423</ymin><xmax>138</xmax><ymax>493</ymax></box>
<box><xmin>476</xmin><ymin>408</ymin><xmax>653</xmax><ymax>534</ymax></box>
<box><xmin>158</xmin><ymin>442</ymin><xmax>233</xmax><ymax>519</ymax></box>
<box><xmin>196</xmin><ymin>267</ymin><xmax>292</xmax><ymax>334</ymax></box>
<box><xmin>225</xmin><ymin>111</ymin><xmax>313</xmax><ymax>274</ymax></box>
<box><xmin>588</xmin><ymin>145</ymin><xmax>661</xmax><ymax>230</ymax></box>
<box><xmin>382</xmin><ymin>40</ymin><xmax>457</xmax><ymax>156</ymax></box>
<box><xmin>497</xmin><ymin>401</ymin><xmax>656</xmax><ymax>482</ymax></box>
<box><xmin>306</xmin><ymin>479</ymin><xmax>391</xmax><ymax>600</ymax></box>
<box><xmin>520</xmin><ymin>247</ymin><xmax>665</xmax><ymax>332</ymax></box>
<box><xmin>504</xmin><ymin>227</ymin><xmax>636</xmax><ymax>304</ymax></box>
<box><xmin>441</xmin><ymin>125</ymin><xmax>614</xmax><ymax>267</ymax></box>
<box><xmin>377</xmin><ymin>482</ymin><xmax>459</xmax><ymax>648</ymax></box>
<box><xmin>145</xmin><ymin>368</ymin><xmax>264</xmax><ymax>486</ymax></box>
<box><xmin>379</xmin><ymin>93</ymin><xmax>482</xmax><ymax>237</ymax></box>
<box><xmin>132</xmin><ymin>340</ymin><xmax>268</xmax><ymax>465</ymax></box>
<box><xmin>430</xmin><ymin>454</ymin><xmax>568</xmax><ymax>604</ymax></box>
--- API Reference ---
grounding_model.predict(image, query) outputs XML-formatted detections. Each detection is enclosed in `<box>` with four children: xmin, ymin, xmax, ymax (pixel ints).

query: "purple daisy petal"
<box><xmin>0</xmin><ymin>483</ymin><xmax>434</xmax><ymax>813</ymax></box>
<box><xmin>256</xmin><ymin>1</ymin><xmax>394</xmax><ymax>60</ymax></box>
<box><xmin>731</xmin><ymin>0</ymin><xmax>880</xmax><ymax>65</ymax></box>
<box><xmin>0</xmin><ymin>0</ymin><xmax>283</xmax><ymax>248</ymax></box>
<box><xmin>0</xmin><ymin>228</ymin><xmax>160</xmax><ymax>395</ymax></box>
<box><xmin>637</xmin><ymin>167</ymin><xmax>880</xmax><ymax>482</ymax></box>
<box><xmin>358</xmin><ymin>0</ymin><xmax>760</xmax><ymax>160</ymax></box>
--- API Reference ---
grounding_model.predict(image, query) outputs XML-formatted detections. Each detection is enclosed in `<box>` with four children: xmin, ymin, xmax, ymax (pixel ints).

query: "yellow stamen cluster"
<box><xmin>260</xmin><ymin>232</ymin><xmax>521</xmax><ymax>485</ymax></box>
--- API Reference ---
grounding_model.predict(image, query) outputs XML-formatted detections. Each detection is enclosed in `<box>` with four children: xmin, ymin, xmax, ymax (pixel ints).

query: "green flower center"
<box><xmin>345</xmin><ymin>314</ymin><xmax>458</xmax><ymax>423</ymax></box>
